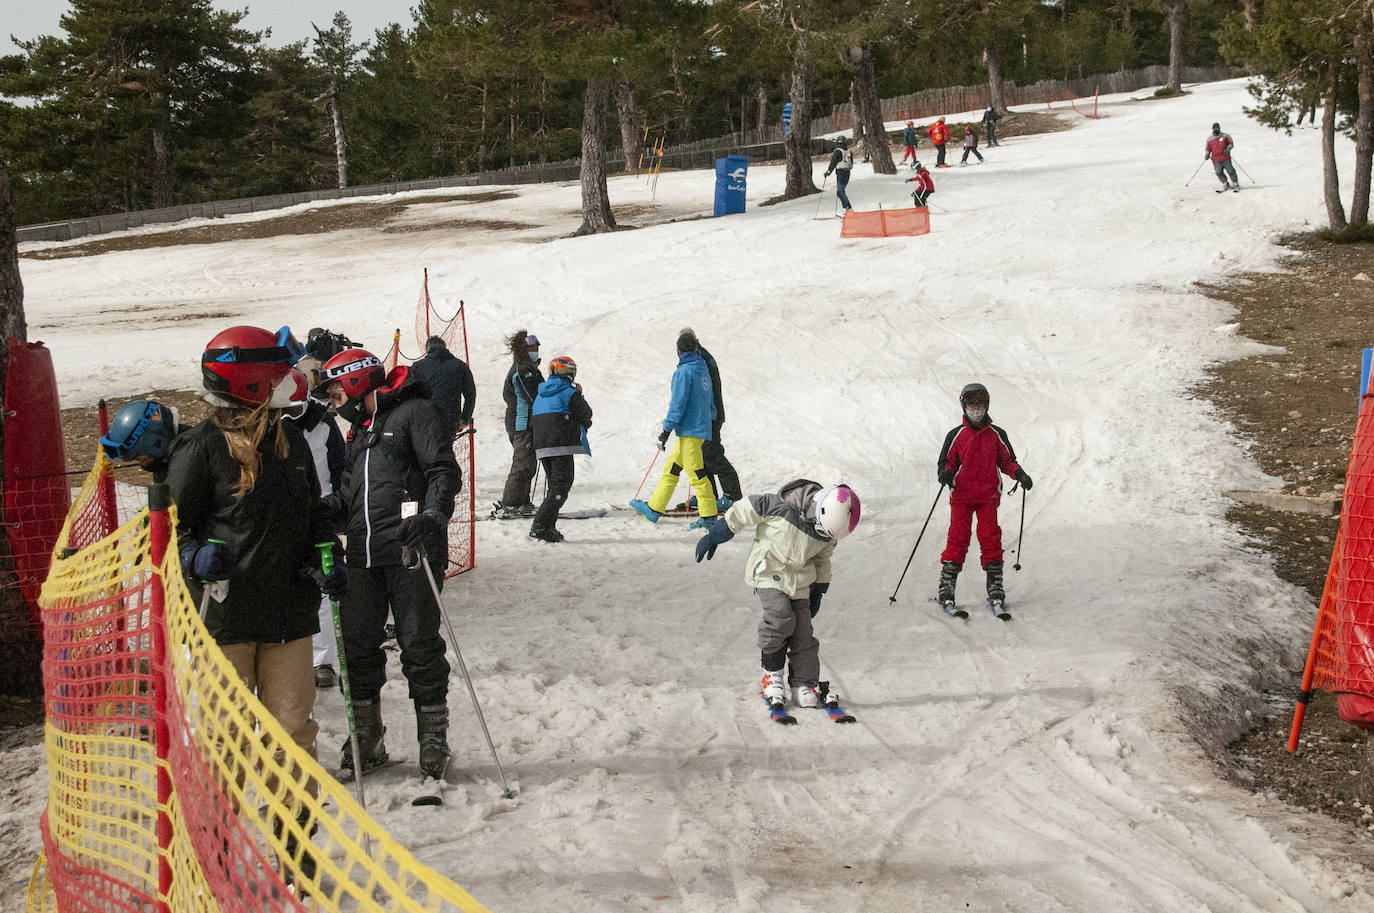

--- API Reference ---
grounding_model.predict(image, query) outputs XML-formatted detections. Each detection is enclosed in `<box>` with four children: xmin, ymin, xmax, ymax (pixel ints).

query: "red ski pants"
<box><xmin>940</xmin><ymin>499</ymin><xmax>1003</xmax><ymax>567</ymax></box>
<box><xmin>901</xmin><ymin>145</ymin><xmax>916</xmax><ymax>163</ymax></box>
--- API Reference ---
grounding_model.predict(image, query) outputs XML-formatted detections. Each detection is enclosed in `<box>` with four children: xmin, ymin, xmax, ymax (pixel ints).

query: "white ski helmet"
<box><xmin>814</xmin><ymin>484</ymin><xmax>861</xmax><ymax>540</ymax></box>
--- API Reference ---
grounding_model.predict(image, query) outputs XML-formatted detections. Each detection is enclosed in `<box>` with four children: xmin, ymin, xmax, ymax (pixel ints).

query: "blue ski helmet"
<box><xmin>100</xmin><ymin>400</ymin><xmax>178</xmax><ymax>461</ymax></box>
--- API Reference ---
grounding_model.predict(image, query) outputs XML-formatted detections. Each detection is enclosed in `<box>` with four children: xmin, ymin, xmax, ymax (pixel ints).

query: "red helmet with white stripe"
<box><xmin>318</xmin><ymin>348</ymin><xmax>386</xmax><ymax>400</ymax></box>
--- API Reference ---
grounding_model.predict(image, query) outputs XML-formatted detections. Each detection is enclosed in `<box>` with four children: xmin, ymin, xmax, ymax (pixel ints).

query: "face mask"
<box><xmin>529</xmin><ymin>351</ymin><xmax>541</xmax><ymax>364</ymax></box>
<box><xmin>965</xmin><ymin>407</ymin><xmax>987</xmax><ymax>424</ymax></box>
<box><xmin>337</xmin><ymin>397</ymin><xmax>366</xmax><ymax>424</ymax></box>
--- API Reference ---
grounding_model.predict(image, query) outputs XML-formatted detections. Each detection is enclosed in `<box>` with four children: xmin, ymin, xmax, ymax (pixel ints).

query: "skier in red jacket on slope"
<box><xmin>904</xmin><ymin>161</ymin><xmax>935</xmax><ymax>207</ymax></box>
<box><xmin>935</xmin><ymin>383</ymin><xmax>1032</xmax><ymax>607</ymax></box>
<box><xmin>927</xmin><ymin>117</ymin><xmax>951</xmax><ymax>168</ymax></box>
<box><xmin>1204</xmin><ymin>122</ymin><xmax>1238</xmax><ymax>193</ymax></box>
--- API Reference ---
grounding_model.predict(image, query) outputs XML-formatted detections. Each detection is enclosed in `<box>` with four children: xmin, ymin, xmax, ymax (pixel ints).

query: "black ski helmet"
<box><xmin>1211</xmin><ymin>122</ymin><xmax>1221</xmax><ymax>134</ymax></box>
<box><xmin>836</xmin><ymin>135</ymin><xmax>849</xmax><ymax>148</ymax></box>
<box><xmin>959</xmin><ymin>382</ymin><xmax>989</xmax><ymax>408</ymax></box>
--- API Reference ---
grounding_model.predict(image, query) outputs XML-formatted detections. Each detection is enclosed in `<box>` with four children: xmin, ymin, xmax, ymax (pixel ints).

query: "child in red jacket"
<box><xmin>936</xmin><ymin>383</ymin><xmax>1032</xmax><ymax>607</ymax></box>
<box><xmin>904</xmin><ymin>161</ymin><xmax>935</xmax><ymax>207</ymax></box>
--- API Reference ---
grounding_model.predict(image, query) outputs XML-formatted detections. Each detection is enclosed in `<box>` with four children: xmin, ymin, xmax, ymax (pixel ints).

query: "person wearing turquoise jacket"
<box><xmin>529</xmin><ymin>356</ymin><xmax>592</xmax><ymax>542</ymax></box>
<box><xmin>631</xmin><ymin>331</ymin><xmax>717</xmax><ymax>524</ymax></box>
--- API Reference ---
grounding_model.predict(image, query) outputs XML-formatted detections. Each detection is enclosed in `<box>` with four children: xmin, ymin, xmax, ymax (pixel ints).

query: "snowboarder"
<box><xmin>280</xmin><ymin>369</ymin><xmax>349</xmax><ymax>690</ymax></box>
<box><xmin>960</xmin><ymin>125</ymin><xmax>984</xmax><ymax>165</ymax></box>
<box><xmin>316</xmin><ymin>347</ymin><xmax>461</xmax><ymax>781</ymax></box>
<box><xmin>935</xmin><ymin>383</ymin><xmax>1032</xmax><ymax>609</ymax></box>
<box><xmin>679</xmin><ymin>327</ymin><xmax>741</xmax><ymax>505</ymax></box>
<box><xmin>1205</xmin><ymin>122</ymin><xmax>1239</xmax><ymax>193</ymax></box>
<box><xmin>982</xmin><ymin>104</ymin><xmax>1000</xmax><ymax>147</ymax></box>
<box><xmin>529</xmin><ymin>356</ymin><xmax>593</xmax><ymax>542</ymax></box>
<box><xmin>904</xmin><ymin>161</ymin><xmax>935</xmax><ymax>208</ymax></box>
<box><xmin>408</xmin><ymin>335</ymin><xmax>476</xmax><ymax>438</ymax></box>
<box><xmin>823</xmin><ymin>136</ymin><xmax>854</xmax><ymax>212</ymax></box>
<box><xmin>630</xmin><ymin>331</ymin><xmax>719</xmax><ymax>524</ymax></box>
<box><xmin>99</xmin><ymin>398</ymin><xmax>187</xmax><ymax>483</ymax></box>
<box><xmin>901</xmin><ymin>121</ymin><xmax>918</xmax><ymax>165</ymax></box>
<box><xmin>693</xmin><ymin>480</ymin><xmax>861</xmax><ymax>715</ymax></box>
<box><xmin>928</xmin><ymin>117</ymin><xmax>951</xmax><ymax>168</ymax></box>
<box><xmin>496</xmin><ymin>330</ymin><xmax>543</xmax><ymax>519</ymax></box>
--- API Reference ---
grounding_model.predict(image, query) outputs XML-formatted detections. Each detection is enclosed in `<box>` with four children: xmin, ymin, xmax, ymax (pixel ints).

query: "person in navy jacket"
<box><xmin>935</xmin><ymin>383</ymin><xmax>1032</xmax><ymax>605</ymax></box>
<box><xmin>631</xmin><ymin>331</ymin><xmax>718</xmax><ymax>524</ymax></box>
<box><xmin>529</xmin><ymin>356</ymin><xmax>592</xmax><ymax>542</ymax></box>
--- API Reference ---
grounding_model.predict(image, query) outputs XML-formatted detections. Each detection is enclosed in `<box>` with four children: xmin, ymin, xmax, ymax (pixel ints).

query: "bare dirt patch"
<box><xmin>1200</xmin><ymin>235</ymin><xmax>1374</xmax><ymax>830</ymax></box>
<box><xmin>22</xmin><ymin>190</ymin><xmax>520</xmax><ymax>260</ymax></box>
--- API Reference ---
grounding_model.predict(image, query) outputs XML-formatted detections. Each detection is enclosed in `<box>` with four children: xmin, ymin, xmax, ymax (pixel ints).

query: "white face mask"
<box><xmin>965</xmin><ymin>407</ymin><xmax>987</xmax><ymax>424</ymax></box>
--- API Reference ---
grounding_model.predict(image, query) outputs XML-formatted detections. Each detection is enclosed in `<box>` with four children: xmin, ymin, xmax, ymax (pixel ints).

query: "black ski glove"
<box><xmin>1015</xmin><ymin>469</ymin><xmax>1033</xmax><ymax>490</ymax></box>
<box><xmin>809</xmin><ymin>581</ymin><xmax>829</xmax><ymax>618</ymax></box>
<box><xmin>399</xmin><ymin>510</ymin><xmax>444</xmax><ymax>548</ymax></box>
<box><xmin>307</xmin><ymin>563</ymin><xmax>349</xmax><ymax>598</ymax></box>
<box><xmin>657</xmin><ymin>429</ymin><xmax>670</xmax><ymax>452</ymax></box>
<box><xmin>938</xmin><ymin>468</ymin><xmax>955</xmax><ymax>489</ymax></box>
<box><xmin>181</xmin><ymin>540</ymin><xmax>233</xmax><ymax>581</ymax></box>
<box><xmin>694</xmin><ymin>518</ymin><xmax>735</xmax><ymax>562</ymax></box>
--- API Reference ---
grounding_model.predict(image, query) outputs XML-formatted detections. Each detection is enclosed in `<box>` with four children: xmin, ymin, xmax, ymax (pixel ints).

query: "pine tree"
<box><xmin>312</xmin><ymin>12</ymin><xmax>369</xmax><ymax>190</ymax></box>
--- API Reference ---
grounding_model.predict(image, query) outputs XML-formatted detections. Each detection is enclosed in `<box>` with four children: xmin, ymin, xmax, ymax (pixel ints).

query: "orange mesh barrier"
<box><xmin>840</xmin><ymin>206</ymin><xmax>931</xmax><ymax>238</ymax></box>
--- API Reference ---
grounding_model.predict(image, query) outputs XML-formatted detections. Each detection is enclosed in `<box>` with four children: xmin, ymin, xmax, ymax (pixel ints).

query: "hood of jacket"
<box><xmin>371</xmin><ymin>365</ymin><xmax>428</xmax><ymax>414</ymax></box>
<box><xmin>778</xmin><ymin>478</ymin><xmax>824</xmax><ymax>529</ymax></box>
<box><xmin>537</xmin><ymin>374</ymin><xmax>575</xmax><ymax>398</ymax></box>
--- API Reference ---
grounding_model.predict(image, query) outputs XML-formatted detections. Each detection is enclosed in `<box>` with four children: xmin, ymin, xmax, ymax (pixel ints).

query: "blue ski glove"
<box><xmin>399</xmin><ymin>510</ymin><xmax>444</xmax><ymax>548</ymax></box>
<box><xmin>809</xmin><ymin>582</ymin><xmax>829</xmax><ymax>618</ymax></box>
<box><xmin>308</xmin><ymin>564</ymin><xmax>349</xmax><ymax>598</ymax></box>
<box><xmin>1015</xmin><ymin>469</ymin><xmax>1033</xmax><ymax>491</ymax></box>
<box><xmin>694</xmin><ymin>518</ymin><xmax>735</xmax><ymax>562</ymax></box>
<box><xmin>181</xmin><ymin>540</ymin><xmax>233</xmax><ymax>581</ymax></box>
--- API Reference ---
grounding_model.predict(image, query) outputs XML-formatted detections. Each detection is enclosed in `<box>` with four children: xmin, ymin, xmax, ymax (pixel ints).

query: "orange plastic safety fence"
<box><xmin>840</xmin><ymin>207</ymin><xmax>931</xmax><ymax>238</ymax></box>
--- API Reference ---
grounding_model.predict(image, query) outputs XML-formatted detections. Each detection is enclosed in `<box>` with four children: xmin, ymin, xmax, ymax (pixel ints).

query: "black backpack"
<box><xmin>306</xmin><ymin>328</ymin><xmax>361</xmax><ymax>362</ymax></box>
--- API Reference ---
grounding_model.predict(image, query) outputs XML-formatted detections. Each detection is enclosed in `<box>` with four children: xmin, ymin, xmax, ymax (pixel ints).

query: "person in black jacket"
<box><xmin>316</xmin><ymin>347</ymin><xmax>461</xmax><ymax>780</ymax></box>
<box><xmin>167</xmin><ymin>325</ymin><xmax>344</xmax><ymax>880</ymax></box>
<box><xmin>678</xmin><ymin>328</ymin><xmax>741</xmax><ymax>505</ymax></box>
<box><xmin>982</xmin><ymin>104</ymin><xmax>1000</xmax><ymax>147</ymax></box>
<box><xmin>408</xmin><ymin>335</ymin><xmax>476</xmax><ymax>437</ymax></box>
<box><xmin>497</xmin><ymin>329</ymin><xmax>543</xmax><ymax>518</ymax></box>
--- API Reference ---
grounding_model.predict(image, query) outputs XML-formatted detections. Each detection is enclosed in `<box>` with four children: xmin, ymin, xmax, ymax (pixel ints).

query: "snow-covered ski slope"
<box><xmin>14</xmin><ymin>78</ymin><xmax>1374</xmax><ymax>911</ymax></box>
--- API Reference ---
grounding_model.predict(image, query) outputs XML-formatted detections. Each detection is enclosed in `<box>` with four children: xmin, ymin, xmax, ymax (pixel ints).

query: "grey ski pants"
<box><xmin>756</xmin><ymin>588</ymin><xmax>820</xmax><ymax>687</ymax></box>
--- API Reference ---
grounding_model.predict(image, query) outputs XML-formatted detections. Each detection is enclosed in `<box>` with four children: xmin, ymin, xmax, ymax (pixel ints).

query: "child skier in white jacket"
<box><xmin>694</xmin><ymin>479</ymin><xmax>861</xmax><ymax>717</ymax></box>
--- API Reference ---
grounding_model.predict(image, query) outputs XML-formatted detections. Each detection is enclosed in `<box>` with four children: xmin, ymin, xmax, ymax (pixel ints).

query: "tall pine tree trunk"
<box><xmin>1353</xmin><ymin>21</ymin><xmax>1373</xmax><ymax>224</ymax></box>
<box><xmin>849</xmin><ymin>81</ymin><xmax>866</xmax><ymax>161</ymax></box>
<box><xmin>1165</xmin><ymin>0</ymin><xmax>1185</xmax><ymax>93</ymax></box>
<box><xmin>845</xmin><ymin>44</ymin><xmax>895</xmax><ymax>175</ymax></box>
<box><xmin>756</xmin><ymin>88</ymin><xmax>768</xmax><ymax>142</ymax></box>
<box><xmin>1323</xmin><ymin>58</ymin><xmax>1349</xmax><ymax>229</ymax></box>
<box><xmin>986</xmin><ymin>43</ymin><xmax>1008</xmax><ymax>113</ymax></box>
<box><xmin>574</xmin><ymin>78</ymin><xmax>616</xmax><ymax>236</ymax></box>
<box><xmin>783</xmin><ymin>31</ymin><xmax>817</xmax><ymax>200</ymax></box>
<box><xmin>614</xmin><ymin>82</ymin><xmax>644</xmax><ymax>172</ymax></box>
<box><xmin>149</xmin><ymin>92</ymin><xmax>175</xmax><ymax>209</ymax></box>
<box><xmin>326</xmin><ymin>81</ymin><xmax>348</xmax><ymax>189</ymax></box>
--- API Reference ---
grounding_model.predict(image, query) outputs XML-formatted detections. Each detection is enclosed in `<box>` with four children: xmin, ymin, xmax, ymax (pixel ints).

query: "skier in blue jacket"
<box><xmin>631</xmin><ymin>331</ymin><xmax>718</xmax><ymax>524</ymax></box>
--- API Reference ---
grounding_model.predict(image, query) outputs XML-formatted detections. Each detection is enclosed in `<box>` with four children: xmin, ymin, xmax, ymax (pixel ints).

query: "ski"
<box><xmin>336</xmin><ymin>756</ymin><xmax>402</xmax><ymax>784</ymax></box>
<box><xmin>987</xmin><ymin>598</ymin><xmax>1012</xmax><ymax>621</ymax></box>
<box><xmin>817</xmin><ymin>682</ymin><xmax>856</xmax><ymax>723</ymax></box>
<box><xmin>930</xmin><ymin>597</ymin><xmax>968</xmax><ymax>619</ymax></box>
<box><xmin>763</xmin><ymin>695</ymin><xmax>798</xmax><ymax>725</ymax></box>
<box><xmin>411</xmin><ymin>756</ymin><xmax>452</xmax><ymax>806</ymax></box>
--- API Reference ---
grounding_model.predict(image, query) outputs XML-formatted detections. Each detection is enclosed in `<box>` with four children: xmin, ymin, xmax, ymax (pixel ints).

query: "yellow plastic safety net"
<box><xmin>28</xmin><ymin>455</ymin><xmax>495</xmax><ymax>913</ymax></box>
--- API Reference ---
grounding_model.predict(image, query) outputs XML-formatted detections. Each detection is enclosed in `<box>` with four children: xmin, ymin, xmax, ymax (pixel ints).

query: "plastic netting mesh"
<box><xmin>839</xmin><ymin>207</ymin><xmax>931</xmax><ymax>238</ymax></box>
<box><xmin>28</xmin><ymin>458</ymin><xmax>494</xmax><ymax>913</ymax></box>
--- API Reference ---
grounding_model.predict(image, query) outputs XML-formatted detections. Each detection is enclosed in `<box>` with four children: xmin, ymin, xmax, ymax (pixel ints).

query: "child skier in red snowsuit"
<box><xmin>905</xmin><ymin>162</ymin><xmax>934</xmax><ymax>207</ymax></box>
<box><xmin>936</xmin><ymin>383</ymin><xmax>1032</xmax><ymax>607</ymax></box>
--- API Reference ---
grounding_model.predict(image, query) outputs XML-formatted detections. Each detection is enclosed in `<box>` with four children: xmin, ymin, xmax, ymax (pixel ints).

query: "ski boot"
<box><xmin>985</xmin><ymin>561</ymin><xmax>1005</xmax><ymax>603</ymax></box>
<box><xmin>629</xmin><ymin>499</ymin><xmax>662</xmax><ymax>523</ymax></box>
<box><xmin>793</xmin><ymin>683</ymin><xmax>822</xmax><ymax>709</ymax></box>
<box><xmin>272</xmin><ymin>807</ymin><xmax>318</xmax><ymax>888</ymax></box>
<box><xmin>938</xmin><ymin>561</ymin><xmax>961</xmax><ymax>605</ymax></box>
<box><xmin>416</xmin><ymin>702</ymin><xmax>452</xmax><ymax>780</ymax></box>
<box><xmin>529</xmin><ymin>525</ymin><xmax>565</xmax><ymax>543</ymax></box>
<box><xmin>761</xmin><ymin>667</ymin><xmax>786</xmax><ymax>705</ymax></box>
<box><xmin>339</xmin><ymin>698</ymin><xmax>388</xmax><ymax>773</ymax></box>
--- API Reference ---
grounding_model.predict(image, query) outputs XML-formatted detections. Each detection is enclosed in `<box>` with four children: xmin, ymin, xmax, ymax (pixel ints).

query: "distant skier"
<box><xmin>631</xmin><ymin>331</ymin><xmax>718</xmax><ymax>524</ymax></box>
<box><xmin>693</xmin><ymin>480</ymin><xmax>860</xmax><ymax>717</ymax></box>
<box><xmin>1205</xmin><ymin>122</ymin><xmax>1239</xmax><ymax>193</ymax></box>
<box><xmin>823</xmin><ymin>136</ymin><xmax>854</xmax><ymax>212</ymax></box>
<box><xmin>960</xmin><ymin>125</ymin><xmax>984</xmax><ymax>165</ymax></box>
<box><xmin>928</xmin><ymin>117</ymin><xmax>951</xmax><ymax>168</ymax></box>
<box><xmin>496</xmin><ymin>329</ymin><xmax>543</xmax><ymax>519</ymax></box>
<box><xmin>904</xmin><ymin>161</ymin><xmax>935</xmax><ymax>208</ymax></box>
<box><xmin>982</xmin><ymin>104</ymin><xmax>1000</xmax><ymax>147</ymax></box>
<box><xmin>99</xmin><ymin>398</ymin><xmax>187</xmax><ymax>483</ymax></box>
<box><xmin>529</xmin><ymin>356</ymin><xmax>593</xmax><ymax>543</ymax></box>
<box><xmin>901</xmin><ymin>121</ymin><xmax>918</xmax><ymax>165</ymax></box>
<box><xmin>935</xmin><ymin>383</ymin><xmax>1032</xmax><ymax>609</ymax></box>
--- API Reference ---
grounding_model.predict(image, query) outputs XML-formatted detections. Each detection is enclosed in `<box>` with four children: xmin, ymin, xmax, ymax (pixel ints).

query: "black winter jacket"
<box><xmin>166</xmin><ymin>418</ymin><xmax>334</xmax><ymax>645</ymax></box>
<box><xmin>503</xmin><ymin>360</ymin><xmax>544</xmax><ymax>435</ymax></box>
<box><xmin>698</xmin><ymin>344</ymin><xmax>725</xmax><ymax>425</ymax></box>
<box><xmin>409</xmin><ymin>345</ymin><xmax>476</xmax><ymax>433</ymax></box>
<box><xmin>326</xmin><ymin>367</ymin><xmax>462</xmax><ymax>569</ymax></box>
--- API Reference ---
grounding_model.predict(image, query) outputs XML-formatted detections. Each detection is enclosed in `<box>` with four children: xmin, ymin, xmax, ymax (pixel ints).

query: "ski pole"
<box><xmin>1233</xmin><ymin>159</ymin><xmax>1256</xmax><ymax>185</ymax></box>
<box><xmin>1012</xmin><ymin>487</ymin><xmax>1027</xmax><ymax>571</ymax></box>
<box><xmin>317</xmin><ymin>543</ymin><xmax>375</xmax><ymax>853</ymax></box>
<box><xmin>887</xmin><ymin>484</ymin><xmax>947</xmax><ymax>605</ymax></box>
<box><xmin>632</xmin><ymin>449</ymin><xmax>660</xmax><ymax>501</ymax></box>
<box><xmin>813</xmin><ymin>173</ymin><xmax>829</xmax><ymax>219</ymax></box>
<box><xmin>418</xmin><ymin>546</ymin><xmax>516</xmax><ymax>799</ymax></box>
<box><xmin>1184</xmin><ymin>159</ymin><xmax>1206</xmax><ymax>187</ymax></box>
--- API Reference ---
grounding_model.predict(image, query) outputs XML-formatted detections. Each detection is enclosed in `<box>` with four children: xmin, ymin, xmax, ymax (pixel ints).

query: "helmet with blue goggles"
<box><xmin>100</xmin><ymin>400</ymin><xmax>178</xmax><ymax>461</ymax></box>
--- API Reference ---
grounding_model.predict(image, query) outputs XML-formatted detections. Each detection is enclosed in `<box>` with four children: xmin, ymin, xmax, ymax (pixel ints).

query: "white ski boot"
<box><xmin>761</xmin><ymin>668</ymin><xmax>786</xmax><ymax>705</ymax></box>
<box><xmin>794</xmin><ymin>684</ymin><xmax>822</xmax><ymax>709</ymax></box>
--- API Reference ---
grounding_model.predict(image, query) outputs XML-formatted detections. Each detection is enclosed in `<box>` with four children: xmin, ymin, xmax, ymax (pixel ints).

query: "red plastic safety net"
<box><xmin>840</xmin><ymin>206</ymin><xmax>931</xmax><ymax>238</ymax></box>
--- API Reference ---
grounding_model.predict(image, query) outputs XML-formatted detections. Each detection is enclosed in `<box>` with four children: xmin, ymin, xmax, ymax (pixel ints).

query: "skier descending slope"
<box><xmin>694</xmin><ymin>480</ymin><xmax>860</xmax><ymax>724</ymax></box>
<box><xmin>936</xmin><ymin>383</ymin><xmax>1032</xmax><ymax>617</ymax></box>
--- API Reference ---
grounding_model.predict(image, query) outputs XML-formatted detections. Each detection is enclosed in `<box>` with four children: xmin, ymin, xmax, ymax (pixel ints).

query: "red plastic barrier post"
<box><xmin>147</xmin><ymin>483</ymin><xmax>173</xmax><ymax>913</ymax></box>
<box><xmin>96</xmin><ymin>399</ymin><xmax>117</xmax><ymax>531</ymax></box>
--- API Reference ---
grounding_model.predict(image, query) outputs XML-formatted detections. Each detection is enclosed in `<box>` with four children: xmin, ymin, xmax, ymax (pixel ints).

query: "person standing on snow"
<box><xmin>935</xmin><ymin>383</ymin><xmax>1032</xmax><ymax>608</ymax></box>
<box><xmin>408</xmin><ymin>335</ymin><xmax>476</xmax><ymax>438</ymax></box>
<box><xmin>901</xmin><ymin>121</ymin><xmax>918</xmax><ymax>165</ymax></box>
<box><xmin>928</xmin><ymin>116</ymin><xmax>951</xmax><ymax>168</ymax></box>
<box><xmin>960</xmin><ymin>125</ymin><xmax>984</xmax><ymax>165</ymax></box>
<box><xmin>496</xmin><ymin>330</ymin><xmax>543</xmax><ymax>519</ymax></box>
<box><xmin>982</xmin><ymin>104</ymin><xmax>1000</xmax><ymax>147</ymax></box>
<box><xmin>631</xmin><ymin>331</ymin><xmax>719</xmax><ymax>525</ymax></box>
<box><xmin>316</xmin><ymin>347</ymin><xmax>461</xmax><ymax>781</ymax></box>
<box><xmin>823</xmin><ymin>136</ymin><xmax>855</xmax><ymax>212</ymax></box>
<box><xmin>679</xmin><ymin>327</ymin><xmax>742</xmax><ymax>507</ymax></box>
<box><xmin>529</xmin><ymin>356</ymin><xmax>593</xmax><ymax>543</ymax></box>
<box><xmin>693</xmin><ymin>480</ymin><xmax>861</xmax><ymax>715</ymax></box>
<box><xmin>904</xmin><ymin>161</ymin><xmax>935</xmax><ymax>208</ymax></box>
<box><xmin>1204</xmin><ymin>122</ymin><xmax>1239</xmax><ymax>193</ymax></box>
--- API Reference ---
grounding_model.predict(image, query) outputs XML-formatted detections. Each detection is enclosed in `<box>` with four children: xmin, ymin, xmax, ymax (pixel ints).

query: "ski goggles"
<box><xmin>99</xmin><ymin>401</ymin><xmax>161</xmax><ymax>461</ymax></box>
<box><xmin>202</xmin><ymin>326</ymin><xmax>306</xmax><ymax>367</ymax></box>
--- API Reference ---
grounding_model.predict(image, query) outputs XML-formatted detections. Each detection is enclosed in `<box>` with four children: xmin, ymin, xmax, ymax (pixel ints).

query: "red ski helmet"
<box><xmin>906</xmin><ymin>120</ymin><xmax>914</xmax><ymax>126</ymax></box>
<box><xmin>201</xmin><ymin>325</ymin><xmax>302</xmax><ymax>405</ymax></box>
<box><xmin>319</xmin><ymin>348</ymin><xmax>386</xmax><ymax>400</ymax></box>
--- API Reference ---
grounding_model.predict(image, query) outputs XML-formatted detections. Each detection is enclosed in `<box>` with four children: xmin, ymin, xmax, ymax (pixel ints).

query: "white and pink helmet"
<box><xmin>814</xmin><ymin>484</ymin><xmax>861</xmax><ymax>541</ymax></box>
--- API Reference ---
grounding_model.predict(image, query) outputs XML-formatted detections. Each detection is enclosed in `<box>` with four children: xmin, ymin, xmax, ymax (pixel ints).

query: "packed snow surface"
<box><xmin>7</xmin><ymin>78</ymin><xmax>1373</xmax><ymax>911</ymax></box>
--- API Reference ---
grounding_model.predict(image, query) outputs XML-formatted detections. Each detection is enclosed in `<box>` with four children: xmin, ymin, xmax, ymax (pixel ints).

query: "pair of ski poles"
<box><xmin>886</xmin><ymin>484</ymin><xmax>1028</xmax><ymax>604</ymax></box>
<box><xmin>1186</xmin><ymin>158</ymin><xmax>1256</xmax><ymax>187</ymax></box>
